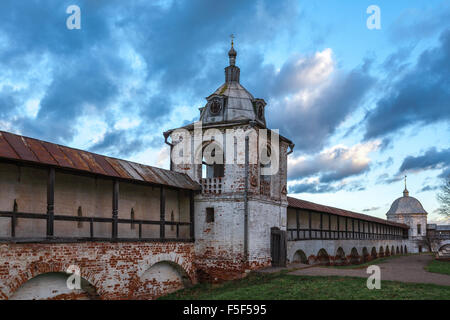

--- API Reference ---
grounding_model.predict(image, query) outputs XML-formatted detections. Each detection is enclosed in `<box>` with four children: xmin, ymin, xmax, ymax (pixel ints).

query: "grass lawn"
<box><xmin>426</xmin><ymin>259</ymin><xmax>450</xmax><ymax>276</ymax></box>
<box><xmin>160</xmin><ymin>271</ymin><xmax>450</xmax><ymax>300</ymax></box>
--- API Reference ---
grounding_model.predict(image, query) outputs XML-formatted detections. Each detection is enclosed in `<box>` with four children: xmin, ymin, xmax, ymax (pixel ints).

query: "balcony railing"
<box><xmin>201</xmin><ymin>177</ymin><xmax>222</xmax><ymax>194</ymax></box>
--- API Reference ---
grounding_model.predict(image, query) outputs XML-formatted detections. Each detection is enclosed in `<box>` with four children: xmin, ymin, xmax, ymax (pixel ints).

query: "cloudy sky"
<box><xmin>0</xmin><ymin>0</ymin><xmax>449</xmax><ymax>223</ymax></box>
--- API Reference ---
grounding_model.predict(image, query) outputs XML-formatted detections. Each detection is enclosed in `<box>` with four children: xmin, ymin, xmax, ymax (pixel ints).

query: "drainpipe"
<box><xmin>286</xmin><ymin>143</ymin><xmax>295</xmax><ymax>156</ymax></box>
<box><xmin>163</xmin><ymin>131</ymin><xmax>174</xmax><ymax>171</ymax></box>
<box><xmin>244</xmin><ymin>135</ymin><xmax>249</xmax><ymax>266</ymax></box>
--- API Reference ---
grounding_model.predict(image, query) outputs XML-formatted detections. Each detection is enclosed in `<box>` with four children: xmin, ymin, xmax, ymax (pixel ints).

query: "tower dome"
<box><xmin>386</xmin><ymin>177</ymin><xmax>427</xmax><ymax>216</ymax></box>
<box><xmin>228</xmin><ymin>43</ymin><xmax>237</xmax><ymax>66</ymax></box>
<box><xmin>386</xmin><ymin>195</ymin><xmax>428</xmax><ymax>215</ymax></box>
<box><xmin>199</xmin><ymin>39</ymin><xmax>267</xmax><ymax>126</ymax></box>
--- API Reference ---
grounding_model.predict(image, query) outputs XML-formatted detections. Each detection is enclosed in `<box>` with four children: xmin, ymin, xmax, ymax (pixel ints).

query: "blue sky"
<box><xmin>0</xmin><ymin>0</ymin><xmax>449</xmax><ymax>223</ymax></box>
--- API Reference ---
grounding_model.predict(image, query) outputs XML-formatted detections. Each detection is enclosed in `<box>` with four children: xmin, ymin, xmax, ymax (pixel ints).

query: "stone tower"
<box><xmin>164</xmin><ymin>42</ymin><xmax>294</xmax><ymax>281</ymax></box>
<box><xmin>386</xmin><ymin>178</ymin><xmax>428</xmax><ymax>253</ymax></box>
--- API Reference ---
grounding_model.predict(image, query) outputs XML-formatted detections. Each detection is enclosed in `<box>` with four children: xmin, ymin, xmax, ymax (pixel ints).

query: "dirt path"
<box><xmin>288</xmin><ymin>255</ymin><xmax>450</xmax><ymax>286</ymax></box>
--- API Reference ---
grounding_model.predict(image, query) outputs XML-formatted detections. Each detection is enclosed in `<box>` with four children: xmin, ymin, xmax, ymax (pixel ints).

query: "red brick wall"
<box><xmin>194</xmin><ymin>249</ymin><xmax>271</xmax><ymax>283</ymax></box>
<box><xmin>0</xmin><ymin>241</ymin><xmax>196</xmax><ymax>300</ymax></box>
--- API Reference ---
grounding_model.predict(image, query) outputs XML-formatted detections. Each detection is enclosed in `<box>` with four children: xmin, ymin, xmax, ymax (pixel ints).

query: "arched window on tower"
<box><xmin>201</xmin><ymin>143</ymin><xmax>224</xmax><ymax>179</ymax></box>
<box><xmin>260</xmin><ymin>145</ymin><xmax>271</xmax><ymax>196</ymax></box>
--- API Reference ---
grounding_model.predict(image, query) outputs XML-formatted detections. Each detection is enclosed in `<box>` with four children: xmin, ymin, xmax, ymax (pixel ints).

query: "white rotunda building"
<box><xmin>386</xmin><ymin>179</ymin><xmax>428</xmax><ymax>253</ymax></box>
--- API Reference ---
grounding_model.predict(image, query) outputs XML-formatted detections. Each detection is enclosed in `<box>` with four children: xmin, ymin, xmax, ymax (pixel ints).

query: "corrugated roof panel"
<box><xmin>116</xmin><ymin>160</ymin><xmax>144</xmax><ymax>181</ymax></box>
<box><xmin>168</xmin><ymin>171</ymin><xmax>189</xmax><ymax>189</ymax></box>
<box><xmin>24</xmin><ymin>138</ymin><xmax>58</xmax><ymax>165</ymax></box>
<box><xmin>41</xmin><ymin>141</ymin><xmax>75</xmax><ymax>168</ymax></box>
<box><xmin>57</xmin><ymin>146</ymin><xmax>90</xmax><ymax>171</ymax></box>
<box><xmin>77</xmin><ymin>150</ymin><xmax>107</xmax><ymax>175</ymax></box>
<box><xmin>0</xmin><ymin>132</ymin><xmax>19</xmax><ymax>160</ymax></box>
<box><xmin>2</xmin><ymin>132</ymin><xmax>38</xmax><ymax>162</ymax></box>
<box><xmin>163</xmin><ymin>170</ymin><xmax>187</xmax><ymax>189</ymax></box>
<box><xmin>146</xmin><ymin>166</ymin><xmax>169</xmax><ymax>184</ymax></box>
<box><xmin>152</xmin><ymin>167</ymin><xmax>183</xmax><ymax>188</ymax></box>
<box><xmin>179</xmin><ymin>173</ymin><xmax>201</xmax><ymax>190</ymax></box>
<box><xmin>128</xmin><ymin>162</ymin><xmax>161</xmax><ymax>184</ymax></box>
<box><xmin>92</xmin><ymin>154</ymin><xmax>120</xmax><ymax>177</ymax></box>
<box><xmin>0</xmin><ymin>130</ymin><xmax>201</xmax><ymax>190</ymax></box>
<box><xmin>104</xmin><ymin>158</ymin><xmax>133</xmax><ymax>180</ymax></box>
<box><xmin>288</xmin><ymin>196</ymin><xmax>408</xmax><ymax>229</ymax></box>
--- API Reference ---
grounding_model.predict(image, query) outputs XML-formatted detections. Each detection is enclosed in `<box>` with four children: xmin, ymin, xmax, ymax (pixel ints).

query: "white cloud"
<box><xmin>114</xmin><ymin>117</ymin><xmax>141</xmax><ymax>130</ymax></box>
<box><xmin>156</xmin><ymin>146</ymin><xmax>170</xmax><ymax>167</ymax></box>
<box><xmin>72</xmin><ymin>115</ymin><xmax>108</xmax><ymax>149</ymax></box>
<box><xmin>267</xmin><ymin>48</ymin><xmax>375</xmax><ymax>152</ymax></box>
<box><xmin>24</xmin><ymin>99</ymin><xmax>40</xmax><ymax>118</ymax></box>
<box><xmin>288</xmin><ymin>140</ymin><xmax>381</xmax><ymax>182</ymax></box>
<box><xmin>273</xmin><ymin>48</ymin><xmax>335</xmax><ymax>99</ymax></box>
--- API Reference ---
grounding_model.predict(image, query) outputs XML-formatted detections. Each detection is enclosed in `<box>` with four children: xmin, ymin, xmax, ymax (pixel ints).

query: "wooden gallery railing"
<box><xmin>287</xmin><ymin>209</ymin><xmax>408</xmax><ymax>241</ymax></box>
<box><xmin>0</xmin><ymin>167</ymin><xmax>195</xmax><ymax>243</ymax></box>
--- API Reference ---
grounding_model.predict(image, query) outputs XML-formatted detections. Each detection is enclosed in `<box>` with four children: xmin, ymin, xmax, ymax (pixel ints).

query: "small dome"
<box><xmin>387</xmin><ymin>195</ymin><xmax>427</xmax><ymax>215</ymax></box>
<box><xmin>200</xmin><ymin>40</ymin><xmax>266</xmax><ymax>125</ymax></box>
<box><xmin>228</xmin><ymin>46</ymin><xmax>237</xmax><ymax>57</ymax></box>
<box><xmin>210</xmin><ymin>81</ymin><xmax>255</xmax><ymax>121</ymax></box>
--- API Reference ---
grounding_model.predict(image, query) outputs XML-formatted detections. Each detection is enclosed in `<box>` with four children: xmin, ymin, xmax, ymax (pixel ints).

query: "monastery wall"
<box><xmin>0</xmin><ymin>162</ymin><xmax>190</xmax><ymax>239</ymax></box>
<box><xmin>0</xmin><ymin>241</ymin><xmax>196</xmax><ymax>300</ymax></box>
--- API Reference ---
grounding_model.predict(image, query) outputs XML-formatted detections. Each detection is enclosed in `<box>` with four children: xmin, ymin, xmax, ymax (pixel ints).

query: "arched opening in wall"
<box><xmin>139</xmin><ymin>261</ymin><xmax>191</xmax><ymax>299</ymax></box>
<box><xmin>404</xmin><ymin>245</ymin><xmax>408</xmax><ymax>254</ymax></box>
<box><xmin>201</xmin><ymin>143</ymin><xmax>224</xmax><ymax>179</ymax></box>
<box><xmin>362</xmin><ymin>247</ymin><xmax>370</xmax><ymax>262</ymax></box>
<box><xmin>396</xmin><ymin>246</ymin><xmax>400</xmax><ymax>255</ymax></box>
<box><xmin>371</xmin><ymin>247</ymin><xmax>377</xmax><ymax>260</ymax></box>
<box><xmin>438</xmin><ymin>244</ymin><xmax>450</xmax><ymax>258</ymax></box>
<box><xmin>401</xmin><ymin>246</ymin><xmax>404</xmax><ymax>254</ymax></box>
<box><xmin>292</xmin><ymin>250</ymin><xmax>308</xmax><ymax>264</ymax></box>
<box><xmin>316</xmin><ymin>249</ymin><xmax>330</xmax><ymax>265</ymax></box>
<box><xmin>10</xmin><ymin>272</ymin><xmax>99</xmax><ymax>300</ymax></box>
<box><xmin>350</xmin><ymin>248</ymin><xmax>360</xmax><ymax>264</ymax></box>
<box><xmin>379</xmin><ymin>246</ymin><xmax>384</xmax><ymax>257</ymax></box>
<box><xmin>385</xmin><ymin>246</ymin><xmax>390</xmax><ymax>256</ymax></box>
<box><xmin>260</xmin><ymin>145</ymin><xmax>272</xmax><ymax>196</ymax></box>
<box><xmin>335</xmin><ymin>247</ymin><xmax>346</xmax><ymax>265</ymax></box>
<box><xmin>391</xmin><ymin>245</ymin><xmax>395</xmax><ymax>255</ymax></box>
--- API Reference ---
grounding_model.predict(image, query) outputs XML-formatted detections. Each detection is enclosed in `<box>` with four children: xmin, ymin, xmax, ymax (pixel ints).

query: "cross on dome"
<box><xmin>403</xmin><ymin>175</ymin><xmax>409</xmax><ymax>197</ymax></box>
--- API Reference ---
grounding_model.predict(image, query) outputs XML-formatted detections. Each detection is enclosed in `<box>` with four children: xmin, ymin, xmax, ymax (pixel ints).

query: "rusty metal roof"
<box><xmin>288</xmin><ymin>196</ymin><xmax>408</xmax><ymax>229</ymax></box>
<box><xmin>0</xmin><ymin>130</ymin><xmax>201</xmax><ymax>191</ymax></box>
